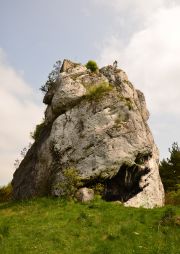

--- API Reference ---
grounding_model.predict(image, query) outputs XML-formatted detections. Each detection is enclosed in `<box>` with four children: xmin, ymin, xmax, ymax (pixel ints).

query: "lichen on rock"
<box><xmin>12</xmin><ymin>59</ymin><xmax>164</xmax><ymax>208</ymax></box>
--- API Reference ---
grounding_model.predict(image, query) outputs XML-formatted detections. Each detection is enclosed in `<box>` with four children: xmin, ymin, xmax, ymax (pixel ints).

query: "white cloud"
<box><xmin>93</xmin><ymin>0</ymin><xmax>165</xmax><ymax>13</ymax></box>
<box><xmin>98</xmin><ymin>5</ymin><xmax>180</xmax><ymax>115</ymax></box>
<box><xmin>92</xmin><ymin>0</ymin><xmax>174</xmax><ymax>29</ymax></box>
<box><xmin>0</xmin><ymin>49</ymin><xmax>44</xmax><ymax>186</ymax></box>
<box><xmin>92</xmin><ymin>0</ymin><xmax>178</xmax><ymax>16</ymax></box>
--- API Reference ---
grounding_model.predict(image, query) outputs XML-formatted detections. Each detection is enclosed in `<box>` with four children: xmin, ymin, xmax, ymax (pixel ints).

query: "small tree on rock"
<box><xmin>40</xmin><ymin>60</ymin><xmax>62</xmax><ymax>93</ymax></box>
<box><xmin>86</xmin><ymin>60</ymin><xmax>98</xmax><ymax>72</ymax></box>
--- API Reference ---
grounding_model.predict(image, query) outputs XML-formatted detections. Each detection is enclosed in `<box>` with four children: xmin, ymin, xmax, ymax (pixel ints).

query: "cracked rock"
<box><xmin>12</xmin><ymin>59</ymin><xmax>164</xmax><ymax>208</ymax></box>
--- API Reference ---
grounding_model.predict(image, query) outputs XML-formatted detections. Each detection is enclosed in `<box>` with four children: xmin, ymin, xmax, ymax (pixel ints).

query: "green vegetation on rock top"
<box><xmin>85</xmin><ymin>82</ymin><xmax>113</xmax><ymax>101</ymax></box>
<box><xmin>85</xmin><ymin>60</ymin><xmax>99</xmax><ymax>72</ymax></box>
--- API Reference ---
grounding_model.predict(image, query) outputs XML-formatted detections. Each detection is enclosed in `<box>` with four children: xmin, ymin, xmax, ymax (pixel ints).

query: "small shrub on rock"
<box><xmin>114</xmin><ymin>113</ymin><xmax>128</xmax><ymax>127</ymax></box>
<box><xmin>40</xmin><ymin>60</ymin><xmax>61</xmax><ymax>93</ymax></box>
<box><xmin>54</xmin><ymin>168</ymin><xmax>82</xmax><ymax>200</ymax></box>
<box><xmin>85</xmin><ymin>82</ymin><xmax>113</xmax><ymax>101</ymax></box>
<box><xmin>31</xmin><ymin>120</ymin><xmax>45</xmax><ymax>141</ymax></box>
<box><xmin>85</xmin><ymin>60</ymin><xmax>99</xmax><ymax>72</ymax></box>
<box><xmin>91</xmin><ymin>183</ymin><xmax>105</xmax><ymax>195</ymax></box>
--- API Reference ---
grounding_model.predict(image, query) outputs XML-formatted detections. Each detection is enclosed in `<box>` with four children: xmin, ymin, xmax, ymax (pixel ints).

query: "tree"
<box><xmin>159</xmin><ymin>142</ymin><xmax>180</xmax><ymax>192</ymax></box>
<box><xmin>40</xmin><ymin>60</ymin><xmax>62</xmax><ymax>93</ymax></box>
<box><xmin>85</xmin><ymin>60</ymin><xmax>98</xmax><ymax>72</ymax></box>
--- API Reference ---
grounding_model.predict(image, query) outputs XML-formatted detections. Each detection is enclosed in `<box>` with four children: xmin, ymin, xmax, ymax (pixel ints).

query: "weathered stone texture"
<box><xmin>12</xmin><ymin>60</ymin><xmax>164</xmax><ymax>208</ymax></box>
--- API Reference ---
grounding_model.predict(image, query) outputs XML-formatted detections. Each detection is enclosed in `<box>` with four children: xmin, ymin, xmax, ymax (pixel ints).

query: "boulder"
<box><xmin>75</xmin><ymin>188</ymin><xmax>94</xmax><ymax>203</ymax></box>
<box><xmin>12</xmin><ymin>59</ymin><xmax>164</xmax><ymax>208</ymax></box>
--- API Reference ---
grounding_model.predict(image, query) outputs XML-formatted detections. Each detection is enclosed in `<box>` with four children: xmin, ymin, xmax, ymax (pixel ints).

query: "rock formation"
<box><xmin>12</xmin><ymin>59</ymin><xmax>164</xmax><ymax>208</ymax></box>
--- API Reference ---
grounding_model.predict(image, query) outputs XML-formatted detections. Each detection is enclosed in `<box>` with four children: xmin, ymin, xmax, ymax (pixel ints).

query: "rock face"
<box><xmin>12</xmin><ymin>59</ymin><xmax>164</xmax><ymax>208</ymax></box>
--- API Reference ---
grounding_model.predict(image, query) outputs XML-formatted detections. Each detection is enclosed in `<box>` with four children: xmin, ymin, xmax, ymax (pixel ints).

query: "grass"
<box><xmin>85</xmin><ymin>82</ymin><xmax>113</xmax><ymax>101</ymax></box>
<box><xmin>0</xmin><ymin>197</ymin><xmax>179</xmax><ymax>254</ymax></box>
<box><xmin>118</xmin><ymin>95</ymin><xmax>133</xmax><ymax>110</ymax></box>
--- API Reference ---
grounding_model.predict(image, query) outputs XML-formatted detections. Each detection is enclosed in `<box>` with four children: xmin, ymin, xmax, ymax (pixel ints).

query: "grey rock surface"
<box><xmin>12</xmin><ymin>60</ymin><xmax>164</xmax><ymax>208</ymax></box>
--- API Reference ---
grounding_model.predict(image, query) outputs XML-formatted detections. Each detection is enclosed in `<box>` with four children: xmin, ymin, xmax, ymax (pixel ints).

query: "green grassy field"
<box><xmin>0</xmin><ymin>198</ymin><xmax>179</xmax><ymax>254</ymax></box>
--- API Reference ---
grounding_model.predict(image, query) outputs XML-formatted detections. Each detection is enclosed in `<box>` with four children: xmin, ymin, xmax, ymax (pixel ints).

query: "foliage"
<box><xmin>30</xmin><ymin>120</ymin><xmax>45</xmax><ymax>141</ymax></box>
<box><xmin>40</xmin><ymin>60</ymin><xmax>61</xmax><ymax>93</ymax></box>
<box><xmin>13</xmin><ymin>159</ymin><xmax>20</xmax><ymax>170</ymax></box>
<box><xmin>124</xmin><ymin>98</ymin><xmax>133</xmax><ymax>110</ymax></box>
<box><xmin>114</xmin><ymin>113</ymin><xmax>128</xmax><ymax>127</ymax></box>
<box><xmin>85</xmin><ymin>60</ymin><xmax>99</xmax><ymax>72</ymax></box>
<box><xmin>93</xmin><ymin>183</ymin><xmax>105</xmax><ymax>195</ymax></box>
<box><xmin>160</xmin><ymin>142</ymin><xmax>180</xmax><ymax>192</ymax></box>
<box><xmin>55</xmin><ymin>168</ymin><xmax>82</xmax><ymax>199</ymax></box>
<box><xmin>14</xmin><ymin>143</ymin><xmax>32</xmax><ymax>170</ymax></box>
<box><xmin>0</xmin><ymin>198</ymin><xmax>180</xmax><ymax>253</ymax></box>
<box><xmin>0</xmin><ymin>183</ymin><xmax>12</xmax><ymax>203</ymax></box>
<box><xmin>85</xmin><ymin>82</ymin><xmax>113</xmax><ymax>101</ymax></box>
<box><xmin>118</xmin><ymin>95</ymin><xmax>133</xmax><ymax>110</ymax></box>
<box><xmin>165</xmin><ymin>189</ymin><xmax>180</xmax><ymax>205</ymax></box>
<box><xmin>87</xmin><ymin>183</ymin><xmax>105</xmax><ymax>196</ymax></box>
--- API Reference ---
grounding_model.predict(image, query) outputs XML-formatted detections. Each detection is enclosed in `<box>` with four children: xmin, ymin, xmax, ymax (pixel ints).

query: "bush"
<box><xmin>114</xmin><ymin>113</ymin><xmax>128</xmax><ymax>127</ymax></box>
<box><xmin>165</xmin><ymin>189</ymin><xmax>180</xmax><ymax>205</ymax></box>
<box><xmin>31</xmin><ymin>120</ymin><xmax>45</xmax><ymax>141</ymax></box>
<box><xmin>118</xmin><ymin>95</ymin><xmax>133</xmax><ymax>110</ymax></box>
<box><xmin>85</xmin><ymin>82</ymin><xmax>113</xmax><ymax>101</ymax></box>
<box><xmin>0</xmin><ymin>183</ymin><xmax>12</xmax><ymax>203</ymax></box>
<box><xmin>85</xmin><ymin>60</ymin><xmax>99</xmax><ymax>72</ymax></box>
<box><xmin>54</xmin><ymin>168</ymin><xmax>82</xmax><ymax>200</ymax></box>
<box><xmin>92</xmin><ymin>183</ymin><xmax>105</xmax><ymax>195</ymax></box>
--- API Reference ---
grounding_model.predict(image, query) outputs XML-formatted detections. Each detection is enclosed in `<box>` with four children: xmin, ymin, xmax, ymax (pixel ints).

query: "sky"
<box><xmin>0</xmin><ymin>0</ymin><xmax>180</xmax><ymax>186</ymax></box>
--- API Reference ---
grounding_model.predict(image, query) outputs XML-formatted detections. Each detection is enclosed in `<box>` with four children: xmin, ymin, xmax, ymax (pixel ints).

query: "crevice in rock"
<box><xmin>103</xmin><ymin>163</ymin><xmax>150</xmax><ymax>202</ymax></box>
<box><xmin>81</xmin><ymin>158</ymin><xmax>151</xmax><ymax>203</ymax></box>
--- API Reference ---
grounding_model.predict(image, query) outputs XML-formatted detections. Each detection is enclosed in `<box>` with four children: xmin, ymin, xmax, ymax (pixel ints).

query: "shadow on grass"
<box><xmin>0</xmin><ymin>197</ymin><xmax>70</xmax><ymax>211</ymax></box>
<box><xmin>0</xmin><ymin>200</ymin><xmax>22</xmax><ymax>210</ymax></box>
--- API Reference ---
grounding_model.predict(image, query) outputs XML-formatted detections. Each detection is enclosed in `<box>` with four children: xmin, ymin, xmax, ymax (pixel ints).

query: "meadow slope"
<box><xmin>0</xmin><ymin>198</ymin><xmax>179</xmax><ymax>254</ymax></box>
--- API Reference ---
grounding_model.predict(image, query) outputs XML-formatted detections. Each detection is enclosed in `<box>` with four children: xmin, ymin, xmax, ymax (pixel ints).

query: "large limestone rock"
<box><xmin>12</xmin><ymin>59</ymin><xmax>164</xmax><ymax>208</ymax></box>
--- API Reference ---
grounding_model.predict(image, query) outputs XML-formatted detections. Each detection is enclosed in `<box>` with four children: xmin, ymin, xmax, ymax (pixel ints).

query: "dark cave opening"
<box><xmin>103</xmin><ymin>164</ymin><xmax>150</xmax><ymax>202</ymax></box>
<box><xmin>83</xmin><ymin>163</ymin><xmax>150</xmax><ymax>203</ymax></box>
